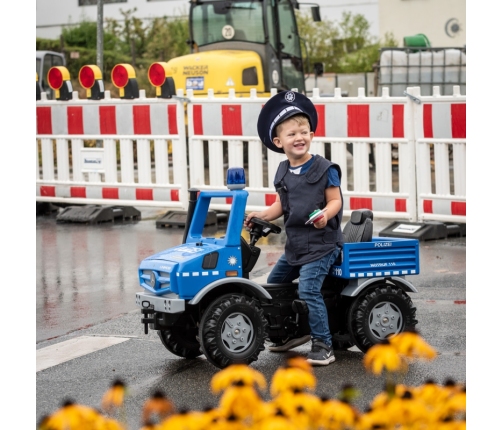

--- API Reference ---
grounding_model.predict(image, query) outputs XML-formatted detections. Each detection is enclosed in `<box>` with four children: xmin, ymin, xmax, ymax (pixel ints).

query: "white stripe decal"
<box><xmin>432</xmin><ymin>103</ymin><xmax>452</xmax><ymax>139</ymax></box>
<box><xmin>192</xmin><ymin>272</ymin><xmax>199</xmax><ymax>276</ymax></box>
<box><xmin>182</xmin><ymin>272</ymin><xmax>189</xmax><ymax>277</ymax></box>
<box><xmin>202</xmin><ymin>272</ymin><xmax>209</xmax><ymax>276</ymax></box>
<box><xmin>83</xmin><ymin>104</ymin><xmax>99</xmax><ymax>135</ymax></box>
<box><xmin>37</xmin><ymin>336</ymin><xmax>129</xmax><ymax>372</ymax></box>
<box><xmin>212</xmin><ymin>271</ymin><xmax>219</xmax><ymax>275</ymax></box>
<box><xmin>369</xmin><ymin>103</ymin><xmax>392</xmax><ymax>138</ymax></box>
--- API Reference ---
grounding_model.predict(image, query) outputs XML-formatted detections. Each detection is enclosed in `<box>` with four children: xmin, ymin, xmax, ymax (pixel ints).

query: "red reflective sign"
<box><xmin>148</xmin><ymin>63</ymin><xmax>166</xmax><ymax>87</ymax></box>
<box><xmin>48</xmin><ymin>68</ymin><xmax>63</xmax><ymax>90</ymax></box>
<box><xmin>79</xmin><ymin>66</ymin><xmax>96</xmax><ymax>89</ymax></box>
<box><xmin>111</xmin><ymin>65</ymin><xmax>129</xmax><ymax>88</ymax></box>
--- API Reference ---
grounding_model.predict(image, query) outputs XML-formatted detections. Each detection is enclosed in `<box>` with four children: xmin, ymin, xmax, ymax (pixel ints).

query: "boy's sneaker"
<box><xmin>267</xmin><ymin>335</ymin><xmax>311</xmax><ymax>352</ymax></box>
<box><xmin>306</xmin><ymin>339</ymin><xmax>335</xmax><ymax>365</ymax></box>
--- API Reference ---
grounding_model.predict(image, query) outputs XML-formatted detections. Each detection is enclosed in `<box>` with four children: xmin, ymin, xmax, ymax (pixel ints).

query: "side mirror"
<box><xmin>314</xmin><ymin>62</ymin><xmax>324</xmax><ymax>77</ymax></box>
<box><xmin>311</xmin><ymin>6</ymin><xmax>321</xmax><ymax>22</ymax></box>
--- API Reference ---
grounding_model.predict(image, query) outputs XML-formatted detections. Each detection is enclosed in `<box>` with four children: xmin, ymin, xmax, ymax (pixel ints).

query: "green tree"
<box><xmin>62</xmin><ymin>20</ymin><xmax>120</xmax><ymax>52</ymax></box>
<box><xmin>143</xmin><ymin>17</ymin><xmax>190</xmax><ymax>62</ymax></box>
<box><xmin>296</xmin><ymin>10</ymin><xmax>398</xmax><ymax>74</ymax></box>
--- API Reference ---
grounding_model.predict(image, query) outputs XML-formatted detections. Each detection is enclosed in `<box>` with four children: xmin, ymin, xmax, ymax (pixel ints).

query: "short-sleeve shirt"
<box><xmin>288</xmin><ymin>155</ymin><xmax>340</xmax><ymax>187</ymax></box>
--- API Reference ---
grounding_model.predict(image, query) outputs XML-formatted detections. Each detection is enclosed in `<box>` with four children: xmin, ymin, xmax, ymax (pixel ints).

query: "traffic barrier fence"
<box><xmin>36</xmin><ymin>86</ymin><xmax>466</xmax><ymax>223</ymax></box>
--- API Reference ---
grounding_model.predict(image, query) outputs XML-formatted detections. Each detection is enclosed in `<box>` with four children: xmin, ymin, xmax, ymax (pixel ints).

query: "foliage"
<box><xmin>296</xmin><ymin>10</ymin><xmax>399</xmax><ymax>74</ymax></box>
<box><xmin>38</xmin><ymin>332</ymin><xmax>465</xmax><ymax>430</ymax></box>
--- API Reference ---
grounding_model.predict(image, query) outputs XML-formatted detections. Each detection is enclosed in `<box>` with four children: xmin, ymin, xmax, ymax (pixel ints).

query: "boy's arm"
<box><xmin>313</xmin><ymin>186</ymin><xmax>342</xmax><ymax>229</ymax></box>
<box><xmin>244</xmin><ymin>194</ymin><xmax>283</xmax><ymax>228</ymax></box>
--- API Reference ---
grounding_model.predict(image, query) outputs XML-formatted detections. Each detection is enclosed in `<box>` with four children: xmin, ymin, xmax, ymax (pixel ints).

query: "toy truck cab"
<box><xmin>136</xmin><ymin>167</ymin><xmax>419</xmax><ymax>368</ymax></box>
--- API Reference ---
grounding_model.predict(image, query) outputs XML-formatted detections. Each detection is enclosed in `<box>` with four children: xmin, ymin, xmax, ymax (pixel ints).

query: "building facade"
<box><xmin>379</xmin><ymin>0</ymin><xmax>466</xmax><ymax>47</ymax></box>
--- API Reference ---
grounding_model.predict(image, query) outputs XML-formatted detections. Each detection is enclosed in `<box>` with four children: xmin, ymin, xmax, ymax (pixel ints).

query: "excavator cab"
<box><xmin>165</xmin><ymin>0</ymin><xmax>321</xmax><ymax>96</ymax></box>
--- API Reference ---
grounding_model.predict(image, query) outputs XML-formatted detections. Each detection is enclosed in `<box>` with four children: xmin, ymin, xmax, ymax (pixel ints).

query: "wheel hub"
<box><xmin>368</xmin><ymin>301</ymin><xmax>403</xmax><ymax>340</ymax></box>
<box><xmin>221</xmin><ymin>312</ymin><xmax>254</xmax><ymax>353</ymax></box>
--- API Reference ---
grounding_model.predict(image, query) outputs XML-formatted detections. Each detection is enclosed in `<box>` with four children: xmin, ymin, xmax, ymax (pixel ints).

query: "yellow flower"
<box><xmin>370</xmin><ymin>383</ymin><xmax>409</xmax><ymax>409</ymax></box>
<box><xmin>219</xmin><ymin>384</ymin><xmax>266</xmax><ymax>421</ymax></box>
<box><xmin>158</xmin><ymin>410</ymin><xmax>204</xmax><ymax>430</ymax></box>
<box><xmin>101</xmin><ymin>379</ymin><xmax>126</xmax><ymax>414</ymax></box>
<box><xmin>269</xmin><ymin>391</ymin><xmax>321</xmax><ymax>428</ymax></box>
<box><xmin>363</xmin><ymin>342</ymin><xmax>406</xmax><ymax>375</ymax></box>
<box><xmin>43</xmin><ymin>401</ymin><xmax>103</xmax><ymax>430</ymax></box>
<box><xmin>142</xmin><ymin>390</ymin><xmax>175</xmax><ymax>426</ymax></box>
<box><xmin>355</xmin><ymin>407</ymin><xmax>390</xmax><ymax>430</ymax></box>
<box><xmin>211</xmin><ymin>364</ymin><xmax>267</xmax><ymax>394</ymax></box>
<box><xmin>318</xmin><ymin>398</ymin><xmax>358</xmax><ymax>429</ymax></box>
<box><xmin>385</xmin><ymin>391</ymin><xmax>429</xmax><ymax>426</ymax></box>
<box><xmin>251</xmin><ymin>413</ymin><xmax>299</xmax><ymax>430</ymax></box>
<box><xmin>269</xmin><ymin>367</ymin><xmax>316</xmax><ymax>397</ymax></box>
<box><xmin>412</xmin><ymin>379</ymin><xmax>451</xmax><ymax>409</ymax></box>
<box><xmin>389</xmin><ymin>330</ymin><xmax>437</xmax><ymax>360</ymax></box>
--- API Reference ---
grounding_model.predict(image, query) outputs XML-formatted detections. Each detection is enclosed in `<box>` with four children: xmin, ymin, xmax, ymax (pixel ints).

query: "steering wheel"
<box><xmin>248</xmin><ymin>217</ymin><xmax>281</xmax><ymax>246</ymax></box>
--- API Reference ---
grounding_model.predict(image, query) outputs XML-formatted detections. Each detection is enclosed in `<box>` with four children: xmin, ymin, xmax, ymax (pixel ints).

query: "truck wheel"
<box><xmin>348</xmin><ymin>284</ymin><xmax>417</xmax><ymax>353</ymax></box>
<box><xmin>199</xmin><ymin>294</ymin><xmax>268</xmax><ymax>369</ymax></box>
<box><xmin>158</xmin><ymin>313</ymin><xmax>202</xmax><ymax>359</ymax></box>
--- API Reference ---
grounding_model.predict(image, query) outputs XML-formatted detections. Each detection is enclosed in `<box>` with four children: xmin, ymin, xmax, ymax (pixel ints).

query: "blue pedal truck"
<box><xmin>136</xmin><ymin>168</ymin><xmax>419</xmax><ymax>369</ymax></box>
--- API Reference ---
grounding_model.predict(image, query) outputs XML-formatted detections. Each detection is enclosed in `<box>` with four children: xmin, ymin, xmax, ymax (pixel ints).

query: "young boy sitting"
<box><xmin>244</xmin><ymin>90</ymin><xmax>344</xmax><ymax>366</ymax></box>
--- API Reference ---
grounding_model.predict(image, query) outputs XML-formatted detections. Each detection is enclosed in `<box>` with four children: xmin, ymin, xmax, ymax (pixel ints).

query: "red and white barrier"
<box><xmin>36</xmin><ymin>90</ymin><xmax>188</xmax><ymax>209</ymax></box>
<box><xmin>36</xmin><ymin>86</ymin><xmax>466</xmax><ymax>224</ymax></box>
<box><xmin>410</xmin><ymin>86</ymin><xmax>466</xmax><ymax>223</ymax></box>
<box><xmin>186</xmin><ymin>87</ymin><xmax>418</xmax><ymax>221</ymax></box>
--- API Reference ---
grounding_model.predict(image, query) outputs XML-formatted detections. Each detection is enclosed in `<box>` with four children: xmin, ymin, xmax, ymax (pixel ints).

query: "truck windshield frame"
<box><xmin>190</xmin><ymin>0</ymin><xmax>266</xmax><ymax>47</ymax></box>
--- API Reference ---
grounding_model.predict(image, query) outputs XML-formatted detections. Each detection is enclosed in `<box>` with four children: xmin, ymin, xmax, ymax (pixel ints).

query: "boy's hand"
<box><xmin>244</xmin><ymin>212</ymin><xmax>260</xmax><ymax>229</ymax></box>
<box><xmin>313</xmin><ymin>213</ymin><xmax>328</xmax><ymax>229</ymax></box>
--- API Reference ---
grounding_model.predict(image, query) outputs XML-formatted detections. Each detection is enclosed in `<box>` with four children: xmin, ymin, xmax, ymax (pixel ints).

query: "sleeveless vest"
<box><xmin>274</xmin><ymin>155</ymin><xmax>344</xmax><ymax>266</ymax></box>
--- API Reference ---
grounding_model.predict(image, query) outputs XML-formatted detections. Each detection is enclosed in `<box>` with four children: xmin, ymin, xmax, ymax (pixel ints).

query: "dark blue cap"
<box><xmin>257</xmin><ymin>91</ymin><xmax>318</xmax><ymax>153</ymax></box>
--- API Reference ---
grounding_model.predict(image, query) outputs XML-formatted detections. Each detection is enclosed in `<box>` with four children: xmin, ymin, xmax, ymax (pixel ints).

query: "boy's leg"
<box><xmin>298</xmin><ymin>247</ymin><xmax>340</xmax><ymax>365</ymax></box>
<box><xmin>266</xmin><ymin>254</ymin><xmax>310</xmax><ymax>352</ymax></box>
<box><xmin>267</xmin><ymin>253</ymin><xmax>300</xmax><ymax>283</ymax></box>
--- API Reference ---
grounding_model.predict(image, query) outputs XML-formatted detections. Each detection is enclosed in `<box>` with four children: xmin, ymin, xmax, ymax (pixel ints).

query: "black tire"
<box><xmin>348</xmin><ymin>284</ymin><xmax>417</xmax><ymax>353</ymax></box>
<box><xmin>158</xmin><ymin>313</ymin><xmax>202</xmax><ymax>359</ymax></box>
<box><xmin>199</xmin><ymin>294</ymin><xmax>268</xmax><ymax>369</ymax></box>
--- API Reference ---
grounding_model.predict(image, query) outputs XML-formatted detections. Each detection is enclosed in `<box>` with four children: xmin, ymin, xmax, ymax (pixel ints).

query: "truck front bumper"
<box><xmin>135</xmin><ymin>291</ymin><xmax>185</xmax><ymax>313</ymax></box>
<box><xmin>136</xmin><ymin>291</ymin><xmax>186</xmax><ymax>334</ymax></box>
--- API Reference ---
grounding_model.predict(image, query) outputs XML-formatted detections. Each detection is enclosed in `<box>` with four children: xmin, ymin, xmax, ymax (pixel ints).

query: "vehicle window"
<box><xmin>51</xmin><ymin>55</ymin><xmax>64</xmax><ymax>67</ymax></box>
<box><xmin>277</xmin><ymin>0</ymin><xmax>303</xmax><ymax>90</ymax></box>
<box><xmin>277</xmin><ymin>0</ymin><xmax>300</xmax><ymax>57</ymax></box>
<box><xmin>192</xmin><ymin>1</ymin><xmax>265</xmax><ymax>46</ymax></box>
<box><xmin>36</xmin><ymin>58</ymin><xmax>41</xmax><ymax>76</ymax></box>
<box><xmin>42</xmin><ymin>55</ymin><xmax>53</xmax><ymax>88</ymax></box>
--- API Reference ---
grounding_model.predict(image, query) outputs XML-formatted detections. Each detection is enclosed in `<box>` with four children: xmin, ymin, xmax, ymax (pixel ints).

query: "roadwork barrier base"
<box><xmin>56</xmin><ymin>205</ymin><xmax>141</xmax><ymax>224</ymax></box>
<box><xmin>156</xmin><ymin>210</ymin><xmax>218</xmax><ymax>228</ymax></box>
<box><xmin>379</xmin><ymin>221</ymin><xmax>466</xmax><ymax>241</ymax></box>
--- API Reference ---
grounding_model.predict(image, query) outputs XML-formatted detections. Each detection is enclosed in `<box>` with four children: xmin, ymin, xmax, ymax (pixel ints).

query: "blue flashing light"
<box><xmin>226</xmin><ymin>167</ymin><xmax>246</xmax><ymax>190</ymax></box>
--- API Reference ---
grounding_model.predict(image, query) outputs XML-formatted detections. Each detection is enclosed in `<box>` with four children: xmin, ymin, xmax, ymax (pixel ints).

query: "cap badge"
<box><xmin>285</xmin><ymin>91</ymin><xmax>295</xmax><ymax>102</ymax></box>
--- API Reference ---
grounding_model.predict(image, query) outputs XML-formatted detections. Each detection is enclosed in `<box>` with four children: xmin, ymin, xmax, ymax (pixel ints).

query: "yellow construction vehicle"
<box><xmin>165</xmin><ymin>0</ymin><xmax>321</xmax><ymax>96</ymax></box>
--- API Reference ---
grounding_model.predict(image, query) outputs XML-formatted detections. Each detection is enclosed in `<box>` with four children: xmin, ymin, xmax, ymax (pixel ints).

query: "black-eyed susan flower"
<box><xmin>251</xmin><ymin>408</ymin><xmax>300</xmax><ymax>430</ymax></box>
<box><xmin>269</xmin><ymin>366</ymin><xmax>316</xmax><ymax>397</ymax></box>
<box><xmin>385</xmin><ymin>390</ymin><xmax>429</xmax><ymax>427</ymax></box>
<box><xmin>43</xmin><ymin>399</ymin><xmax>103</xmax><ymax>430</ymax></box>
<box><xmin>389</xmin><ymin>329</ymin><xmax>437</xmax><ymax>361</ymax></box>
<box><xmin>355</xmin><ymin>406</ymin><xmax>390</xmax><ymax>430</ymax></box>
<box><xmin>142</xmin><ymin>390</ymin><xmax>175</xmax><ymax>426</ymax></box>
<box><xmin>218</xmin><ymin>381</ymin><xmax>266</xmax><ymax>422</ymax></box>
<box><xmin>363</xmin><ymin>341</ymin><xmax>407</xmax><ymax>375</ymax></box>
<box><xmin>317</xmin><ymin>397</ymin><xmax>359</xmax><ymax>430</ymax></box>
<box><xmin>211</xmin><ymin>364</ymin><xmax>267</xmax><ymax>394</ymax></box>
<box><xmin>101</xmin><ymin>379</ymin><xmax>127</xmax><ymax>414</ymax></box>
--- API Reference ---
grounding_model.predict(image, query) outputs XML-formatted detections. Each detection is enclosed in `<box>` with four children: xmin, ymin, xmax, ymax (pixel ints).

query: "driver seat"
<box><xmin>342</xmin><ymin>209</ymin><xmax>373</xmax><ymax>243</ymax></box>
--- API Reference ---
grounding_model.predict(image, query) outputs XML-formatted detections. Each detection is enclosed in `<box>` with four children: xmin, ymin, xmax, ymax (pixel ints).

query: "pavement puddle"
<box><xmin>37</xmin><ymin>335</ymin><xmax>130</xmax><ymax>372</ymax></box>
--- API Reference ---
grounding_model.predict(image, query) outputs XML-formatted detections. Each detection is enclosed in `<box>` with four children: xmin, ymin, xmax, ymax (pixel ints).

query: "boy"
<box><xmin>244</xmin><ymin>90</ymin><xmax>344</xmax><ymax>366</ymax></box>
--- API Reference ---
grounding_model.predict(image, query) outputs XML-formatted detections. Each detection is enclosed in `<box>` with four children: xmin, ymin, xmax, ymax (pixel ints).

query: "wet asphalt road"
<box><xmin>36</xmin><ymin>207</ymin><xmax>466</xmax><ymax>429</ymax></box>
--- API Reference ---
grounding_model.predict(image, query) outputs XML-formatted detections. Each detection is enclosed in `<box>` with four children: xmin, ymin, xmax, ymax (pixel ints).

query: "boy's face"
<box><xmin>272</xmin><ymin>118</ymin><xmax>314</xmax><ymax>163</ymax></box>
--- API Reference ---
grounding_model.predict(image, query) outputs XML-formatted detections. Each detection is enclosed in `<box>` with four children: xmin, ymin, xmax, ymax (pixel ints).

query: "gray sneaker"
<box><xmin>306</xmin><ymin>339</ymin><xmax>335</xmax><ymax>365</ymax></box>
<box><xmin>268</xmin><ymin>335</ymin><xmax>311</xmax><ymax>352</ymax></box>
